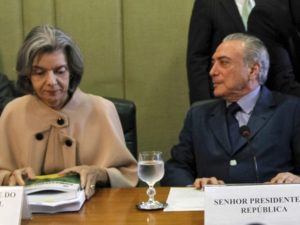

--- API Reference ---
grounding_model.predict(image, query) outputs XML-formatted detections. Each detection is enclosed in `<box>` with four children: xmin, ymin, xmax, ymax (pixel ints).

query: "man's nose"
<box><xmin>209</xmin><ymin>63</ymin><xmax>217</xmax><ymax>77</ymax></box>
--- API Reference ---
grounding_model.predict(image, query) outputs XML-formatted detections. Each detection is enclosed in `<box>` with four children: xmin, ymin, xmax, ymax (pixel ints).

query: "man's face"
<box><xmin>209</xmin><ymin>40</ymin><xmax>258</xmax><ymax>102</ymax></box>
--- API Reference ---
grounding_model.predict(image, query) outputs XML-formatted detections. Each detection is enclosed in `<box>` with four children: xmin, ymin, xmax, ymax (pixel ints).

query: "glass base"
<box><xmin>136</xmin><ymin>201</ymin><xmax>168</xmax><ymax>211</ymax></box>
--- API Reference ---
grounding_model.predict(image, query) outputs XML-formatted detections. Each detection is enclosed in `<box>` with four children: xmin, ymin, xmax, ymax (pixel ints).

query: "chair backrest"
<box><xmin>105</xmin><ymin>97</ymin><xmax>137</xmax><ymax>159</ymax></box>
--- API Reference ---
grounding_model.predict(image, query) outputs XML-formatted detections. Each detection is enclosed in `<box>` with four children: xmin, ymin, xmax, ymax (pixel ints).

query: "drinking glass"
<box><xmin>136</xmin><ymin>151</ymin><xmax>167</xmax><ymax>210</ymax></box>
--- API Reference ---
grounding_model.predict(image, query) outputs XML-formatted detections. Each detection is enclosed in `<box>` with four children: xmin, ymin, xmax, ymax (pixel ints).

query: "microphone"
<box><xmin>239</xmin><ymin>125</ymin><xmax>251</xmax><ymax>138</ymax></box>
<box><xmin>239</xmin><ymin>125</ymin><xmax>260</xmax><ymax>183</ymax></box>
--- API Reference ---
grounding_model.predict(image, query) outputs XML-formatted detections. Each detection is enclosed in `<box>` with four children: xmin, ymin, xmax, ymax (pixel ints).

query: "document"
<box><xmin>205</xmin><ymin>183</ymin><xmax>300</xmax><ymax>225</ymax></box>
<box><xmin>28</xmin><ymin>190</ymin><xmax>85</xmax><ymax>214</ymax></box>
<box><xmin>25</xmin><ymin>173</ymin><xmax>86</xmax><ymax>213</ymax></box>
<box><xmin>0</xmin><ymin>186</ymin><xmax>31</xmax><ymax>225</ymax></box>
<box><xmin>164</xmin><ymin>187</ymin><xmax>204</xmax><ymax>211</ymax></box>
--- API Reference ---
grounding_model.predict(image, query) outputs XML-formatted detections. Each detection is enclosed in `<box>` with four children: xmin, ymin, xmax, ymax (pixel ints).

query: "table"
<box><xmin>22</xmin><ymin>187</ymin><xmax>204</xmax><ymax>225</ymax></box>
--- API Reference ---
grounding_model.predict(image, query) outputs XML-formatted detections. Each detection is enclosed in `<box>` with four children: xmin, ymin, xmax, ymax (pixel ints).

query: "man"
<box><xmin>161</xmin><ymin>33</ymin><xmax>300</xmax><ymax>188</ymax></box>
<box><xmin>248</xmin><ymin>0</ymin><xmax>300</xmax><ymax>96</ymax></box>
<box><xmin>187</xmin><ymin>0</ymin><xmax>255</xmax><ymax>104</ymax></box>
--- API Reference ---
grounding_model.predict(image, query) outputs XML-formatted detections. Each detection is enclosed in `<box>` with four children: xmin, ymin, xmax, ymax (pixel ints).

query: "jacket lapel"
<box><xmin>233</xmin><ymin>87</ymin><xmax>276</xmax><ymax>154</ymax></box>
<box><xmin>246</xmin><ymin>87</ymin><xmax>276</xmax><ymax>139</ymax></box>
<box><xmin>208</xmin><ymin>87</ymin><xmax>276</xmax><ymax>156</ymax></box>
<box><xmin>208</xmin><ymin>101</ymin><xmax>232</xmax><ymax>155</ymax></box>
<box><xmin>218</xmin><ymin>0</ymin><xmax>246</xmax><ymax>31</ymax></box>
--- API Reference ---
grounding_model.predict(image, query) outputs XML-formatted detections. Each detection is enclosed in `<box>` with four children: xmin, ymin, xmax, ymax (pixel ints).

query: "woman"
<box><xmin>0</xmin><ymin>25</ymin><xmax>138</xmax><ymax>199</ymax></box>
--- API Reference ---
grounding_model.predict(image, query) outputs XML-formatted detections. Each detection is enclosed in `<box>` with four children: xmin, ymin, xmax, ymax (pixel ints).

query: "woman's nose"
<box><xmin>45</xmin><ymin>71</ymin><xmax>57</xmax><ymax>85</ymax></box>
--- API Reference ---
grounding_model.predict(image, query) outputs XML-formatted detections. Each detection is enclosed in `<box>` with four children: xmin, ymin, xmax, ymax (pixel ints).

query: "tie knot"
<box><xmin>227</xmin><ymin>102</ymin><xmax>241</xmax><ymax>115</ymax></box>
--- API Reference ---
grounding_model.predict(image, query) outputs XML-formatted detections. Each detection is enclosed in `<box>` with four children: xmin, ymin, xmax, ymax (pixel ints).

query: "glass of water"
<box><xmin>137</xmin><ymin>151</ymin><xmax>167</xmax><ymax>210</ymax></box>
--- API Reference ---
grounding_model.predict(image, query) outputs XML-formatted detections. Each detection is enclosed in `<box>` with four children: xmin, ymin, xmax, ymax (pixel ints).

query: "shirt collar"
<box><xmin>236</xmin><ymin>85</ymin><xmax>261</xmax><ymax>114</ymax></box>
<box><xmin>235</xmin><ymin>0</ymin><xmax>256</xmax><ymax>15</ymax></box>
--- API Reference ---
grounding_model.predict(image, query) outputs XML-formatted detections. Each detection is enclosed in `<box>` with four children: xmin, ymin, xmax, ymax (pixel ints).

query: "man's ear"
<box><xmin>249</xmin><ymin>63</ymin><xmax>260</xmax><ymax>81</ymax></box>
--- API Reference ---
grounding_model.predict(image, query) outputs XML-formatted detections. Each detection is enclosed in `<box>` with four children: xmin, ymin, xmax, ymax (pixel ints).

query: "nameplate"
<box><xmin>0</xmin><ymin>186</ymin><xmax>31</xmax><ymax>225</ymax></box>
<box><xmin>205</xmin><ymin>184</ymin><xmax>300</xmax><ymax>225</ymax></box>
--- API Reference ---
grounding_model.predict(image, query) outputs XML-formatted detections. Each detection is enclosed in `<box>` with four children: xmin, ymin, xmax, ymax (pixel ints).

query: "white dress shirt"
<box><xmin>235</xmin><ymin>0</ymin><xmax>256</xmax><ymax>18</ymax></box>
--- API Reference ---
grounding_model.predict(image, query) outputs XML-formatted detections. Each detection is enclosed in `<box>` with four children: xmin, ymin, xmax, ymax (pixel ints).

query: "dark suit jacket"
<box><xmin>248</xmin><ymin>0</ymin><xmax>300</xmax><ymax>96</ymax></box>
<box><xmin>187</xmin><ymin>0</ymin><xmax>245</xmax><ymax>104</ymax></box>
<box><xmin>0</xmin><ymin>73</ymin><xmax>24</xmax><ymax>115</ymax></box>
<box><xmin>161</xmin><ymin>87</ymin><xmax>300</xmax><ymax>186</ymax></box>
<box><xmin>0</xmin><ymin>74</ymin><xmax>16</xmax><ymax>114</ymax></box>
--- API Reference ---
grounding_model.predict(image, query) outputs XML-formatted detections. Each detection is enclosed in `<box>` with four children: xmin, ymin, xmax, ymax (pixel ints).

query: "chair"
<box><xmin>105</xmin><ymin>97</ymin><xmax>137</xmax><ymax>159</ymax></box>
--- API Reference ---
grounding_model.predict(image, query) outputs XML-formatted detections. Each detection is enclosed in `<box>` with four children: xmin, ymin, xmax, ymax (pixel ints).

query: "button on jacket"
<box><xmin>161</xmin><ymin>87</ymin><xmax>300</xmax><ymax>186</ymax></box>
<box><xmin>0</xmin><ymin>89</ymin><xmax>137</xmax><ymax>187</ymax></box>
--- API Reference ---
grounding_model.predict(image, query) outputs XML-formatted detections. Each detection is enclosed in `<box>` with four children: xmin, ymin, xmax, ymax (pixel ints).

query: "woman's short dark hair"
<box><xmin>16</xmin><ymin>25</ymin><xmax>84</xmax><ymax>94</ymax></box>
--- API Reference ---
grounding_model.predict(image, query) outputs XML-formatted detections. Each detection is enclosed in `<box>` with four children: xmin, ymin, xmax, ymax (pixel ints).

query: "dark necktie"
<box><xmin>226</xmin><ymin>103</ymin><xmax>241</xmax><ymax>148</ymax></box>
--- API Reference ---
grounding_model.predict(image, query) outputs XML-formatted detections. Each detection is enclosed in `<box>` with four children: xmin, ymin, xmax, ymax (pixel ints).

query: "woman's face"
<box><xmin>30</xmin><ymin>50</ymin><xmax>70</xmax><ymax>110</ymax></box>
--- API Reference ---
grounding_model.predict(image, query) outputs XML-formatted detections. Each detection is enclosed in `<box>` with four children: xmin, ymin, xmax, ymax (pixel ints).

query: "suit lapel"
<box><xmin>247</xmin><ymin>87</ymin><xmax>276</xmax><ymax>139</ymax></box>
<box><xmin>208</xmin><ymin>101</ymin><xmax>232</xmax><ymax>155</ymax></box>
<box><xmin>208</xmin><ymin>87</ymin><xmax>276</xmax><ymax>156</ymax></box>
<box><xmin>233</xmin><ymin>87</ymin><xmax>276</xmax><ymax>154</ymax></box>
<box><xmin>218</xmin><ymin>0</ymin><xmax>246</xmax><ymax>31</ymax></box>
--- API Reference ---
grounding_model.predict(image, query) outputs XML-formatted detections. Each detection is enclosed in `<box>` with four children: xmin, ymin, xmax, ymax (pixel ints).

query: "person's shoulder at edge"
<box><xmin>0</xmin><ymin>95</ymin><xmax>31</xmax><ymax>116</ymax></box>
<box><xmin>76</xmin><ymin>90</ymin><xmax>120</xmax><ymax>122</ymax></box>
<box><xmin>82</xmin><ymin>91</ymin><xmax>116</xmax><ymax>111</ymax></box>
<box><xmin>250</xmin><ymin>87</ymin><xmax>300</xmax><ymax>112</ymax></box>
<box><xmin>270</xmin><ymin>88</ymin><xmax>300</xmax><ymax>106</ymax></box>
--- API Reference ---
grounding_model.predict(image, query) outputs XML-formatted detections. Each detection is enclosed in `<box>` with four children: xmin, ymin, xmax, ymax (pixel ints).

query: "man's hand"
<box><xmin>193</xmin><ymin>177</ymin><xmax>225</xmax><ymax>189</ymax></box>
<box><xmin>269</xmin><ymin>172</ymin><xmax>300</xmax><ymax>184</ymax></box>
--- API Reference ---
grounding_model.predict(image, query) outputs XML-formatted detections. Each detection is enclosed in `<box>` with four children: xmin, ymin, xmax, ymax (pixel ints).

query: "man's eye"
<box><xmin>220</xmin><ymin>60</ymin><xmax>229</xmax><ymax>65</ymax></box>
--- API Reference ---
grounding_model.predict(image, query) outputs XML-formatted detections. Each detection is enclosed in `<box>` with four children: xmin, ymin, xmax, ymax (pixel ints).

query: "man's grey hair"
<box><xmin>223</xmin><ymin>33</ymin><xmax>270</xmax><ymax>84</ymax></box>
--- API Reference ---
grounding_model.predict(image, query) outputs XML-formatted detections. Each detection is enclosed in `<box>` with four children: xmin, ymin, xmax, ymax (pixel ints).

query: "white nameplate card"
<box><xmin>0</xmin><ymin>186</ymin><xmax>31</xmax><ymax>225</ymax></box>
<box><xmin>205</xmin><ymin>184</ymin><xmax>300</xmax><ymax>225</ymax></box>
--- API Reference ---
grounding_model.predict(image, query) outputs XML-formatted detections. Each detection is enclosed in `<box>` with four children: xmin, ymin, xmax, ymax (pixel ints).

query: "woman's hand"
<box><xmin>7</xmin><ymin>167</ymin><xmax>36</xmax><ymax>186</ymax></box>
<box><xmin>60</xmin><ymin>165</ymin><xmax>108</xmax><ymax>200</ymax></box>
<box><xmin>269</xmin><ymin>172</ymin><xmax>300</xmax><ymax>184</ymax></box>
<box><xmin>193</xmin><ymin>177</ymin><xmax>225</xmax><ymax>189</ymax></box>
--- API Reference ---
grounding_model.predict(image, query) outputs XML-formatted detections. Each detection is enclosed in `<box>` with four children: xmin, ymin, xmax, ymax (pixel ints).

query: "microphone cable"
<box><xmin>240</xmin><ymin>125</ymin><xmax>260</xmax><ymax>183</ymax></box>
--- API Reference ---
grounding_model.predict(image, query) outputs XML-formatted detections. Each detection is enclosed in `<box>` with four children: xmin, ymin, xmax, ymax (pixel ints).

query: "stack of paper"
<box><xmin>25</xmin><ymin>173</ymin><xmax>86</xmax><ymax>213</ymax></box>
<box><xmin>164</xmin><ymin>187</ymin><xmax>204</xmax><ymax>211</ymax></box>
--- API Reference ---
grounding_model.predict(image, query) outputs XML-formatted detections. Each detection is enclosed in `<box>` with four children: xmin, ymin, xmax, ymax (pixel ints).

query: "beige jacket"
<box><xmin>0</xmin><ymin>89</ymin><xmax>138</xmax><ymax>187</ymax></box>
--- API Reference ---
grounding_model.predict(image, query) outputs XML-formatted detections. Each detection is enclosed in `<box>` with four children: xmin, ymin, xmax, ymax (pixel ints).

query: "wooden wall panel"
<box><xmin>123</xmin><ymin>0</ymin><xmax>194</xmax><ymax>156</ymax></box>
<box><xmin>22</xmin><ymin>0</ymin><xmax>55</xmax><ymax>34</ymax></box>
<box><xmin>0</xmin><ymin>0</ymin><xmax>23</xmax><ymax>79</ymax></box>
<box><xmin>0</xmin><ymin>0</ymin><xmax>195</xmax><ymax>160</ymax></box>
<box><xmin>55</xmin><ymin>0</ymin><xmax>124</xmax><ymax>97</ymax></box>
